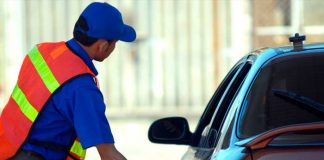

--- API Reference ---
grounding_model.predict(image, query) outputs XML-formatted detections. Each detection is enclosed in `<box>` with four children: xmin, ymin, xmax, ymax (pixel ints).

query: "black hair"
<box><xmin>73</xmin><ymin>16</ymin><xmax>98</xmax><ymax>46</ymax></box>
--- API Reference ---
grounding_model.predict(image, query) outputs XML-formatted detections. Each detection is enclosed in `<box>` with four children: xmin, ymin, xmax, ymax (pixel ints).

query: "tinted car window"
<box><xmin>239</xmin><ymin>52</ymin><xmax>324</xmax><ymax>138</ymax></box>
<box><xmin>191</xmin><ymin>58</ymin><xmax>246</xmax><ymax>146</ymax></box>
<box><xmin>193</xmin><ymin>61</ymin><xmax>252</xmax><ymax>160</ymax></box>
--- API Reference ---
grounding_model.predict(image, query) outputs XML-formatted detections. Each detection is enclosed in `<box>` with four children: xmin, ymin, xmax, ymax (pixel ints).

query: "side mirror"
<box><xmin>148</xmin><ymin>117</ymin><xmax>192</xmax><ymax>145</ymax></box>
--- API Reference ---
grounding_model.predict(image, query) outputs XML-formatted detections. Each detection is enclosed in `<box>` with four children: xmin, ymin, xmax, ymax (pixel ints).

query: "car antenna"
<box><xmin>289</xmin><ymin>33</ymin><xmax>305</xmax><ymax>51</ymax></box>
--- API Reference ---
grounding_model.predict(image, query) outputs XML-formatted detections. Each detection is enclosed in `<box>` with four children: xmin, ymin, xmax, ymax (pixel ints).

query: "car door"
<box><xmin>182</xmin><ymin>55</ymin><xmax>254</xmax><ymax>160</ymax></box>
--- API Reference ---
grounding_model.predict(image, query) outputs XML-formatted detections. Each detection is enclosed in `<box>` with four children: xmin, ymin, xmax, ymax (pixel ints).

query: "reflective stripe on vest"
<box><xmin>0</xmin><ymin>42</ymin><xmax>94</xmax><ymax>159</ymax></box>
<box><xmin>67</xmin><ymin>139</ymin><xmax>86</xmax><ymax>160</ymax></box>
<box><xmin>12</xmin><ymin>85</ymin><xmax>39</xmax><ymax>122</ymax></box>
<box><xmin>29</xmin><ymin>46</ymin><xmax>60</xmax><ymax>93</ymax></box>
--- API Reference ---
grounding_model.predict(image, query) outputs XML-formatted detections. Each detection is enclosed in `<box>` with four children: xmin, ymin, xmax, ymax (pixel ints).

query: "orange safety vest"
<box><xmin>0</xmin><ymin>42</ymin><xmax>96</xmax><ymax>160</ymax></box>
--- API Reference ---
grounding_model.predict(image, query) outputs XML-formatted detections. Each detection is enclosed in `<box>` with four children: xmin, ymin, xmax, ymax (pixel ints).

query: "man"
<box><xmin>0</xmin><ymin>2</ymin><xmax>136</xmax><ymax>160</ymax></box>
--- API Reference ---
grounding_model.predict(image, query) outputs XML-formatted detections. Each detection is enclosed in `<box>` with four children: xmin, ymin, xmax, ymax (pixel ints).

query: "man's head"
<box><xmin>73</xmin><ymin>2</ymin><xmax>136</xmax><ymax>61</ymax></box>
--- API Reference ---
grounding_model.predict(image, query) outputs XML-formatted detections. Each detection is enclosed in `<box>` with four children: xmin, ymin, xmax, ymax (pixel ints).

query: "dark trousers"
<box><xmin>10</xmin><ymin>149</ymin><xmax>45</xmax><ymax>160</ymax></box>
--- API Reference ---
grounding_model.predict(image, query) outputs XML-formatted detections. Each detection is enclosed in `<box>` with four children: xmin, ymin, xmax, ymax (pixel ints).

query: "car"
<box><xmin>148</xmin><ymin>33</ymin><xmax>324</xmax><ymax>160</ymax></box>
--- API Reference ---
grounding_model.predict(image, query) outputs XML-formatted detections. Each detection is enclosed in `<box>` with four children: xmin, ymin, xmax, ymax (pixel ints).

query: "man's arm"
<box><xmin>96</xmin><ymin>144</ymin><xmax>127</xmax><ymax>160</ymax></box>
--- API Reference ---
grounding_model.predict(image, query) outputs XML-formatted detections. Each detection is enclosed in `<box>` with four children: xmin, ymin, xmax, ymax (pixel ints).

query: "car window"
<box><xmin>210</xmin><ymin>62</ymin><xmax>252</xmax><ymax>131</ymax></box>
<box><xmin>191</xmin><ymin>60</ymin><xmax>252</xmax><ymax>160</ymax></box>
<box><xmin>239</xmin><ymin>52</ymin><xmax>324</xmax><ymax>138</ymax></box>
<box><xmin>190</xmin><ymin>57</ymin><xmax>247</xmax><ymax>146</ymax></box>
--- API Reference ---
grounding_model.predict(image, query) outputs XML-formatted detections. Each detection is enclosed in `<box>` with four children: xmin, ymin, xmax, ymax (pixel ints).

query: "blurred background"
<box><xmin>1</xmin><ymin>0</ymin><xmax>324</xmax><ymax>159</ymax></box>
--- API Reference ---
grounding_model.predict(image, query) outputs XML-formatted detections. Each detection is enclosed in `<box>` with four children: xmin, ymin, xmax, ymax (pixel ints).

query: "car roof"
<box><xmin>247</xmin><ymin>42</ymin><xmax>324</xmax><ymax>69</ymax></box>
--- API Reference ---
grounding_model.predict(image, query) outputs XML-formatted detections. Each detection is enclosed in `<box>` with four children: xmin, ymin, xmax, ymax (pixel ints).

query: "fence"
<box><xmin>252</xmin><ymin>0</ymin><xmax>324</xmax><ymax>48</ymax></box>
<box><xmin>2</xmin><ymin>0</ymin><xmax>324</xmax><ymax>117</ymax></box>
<box><xmin>0</xmin><ymin>0</ymin><xmax>217</xmax><ymax>117</ymax></box>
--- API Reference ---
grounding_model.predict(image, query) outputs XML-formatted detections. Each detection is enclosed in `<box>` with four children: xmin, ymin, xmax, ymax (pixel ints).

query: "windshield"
<box><xmin>239</xmin><ymin>52</ymin><xmax>324</xmax><ymax>138</ymax></box>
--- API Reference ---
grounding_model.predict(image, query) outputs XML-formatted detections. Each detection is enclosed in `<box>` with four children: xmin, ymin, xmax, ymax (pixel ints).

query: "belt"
<box><xmin>10</xmin><ymin>149</ymin><xmax>45</xmax><ymax>160</ymax></box>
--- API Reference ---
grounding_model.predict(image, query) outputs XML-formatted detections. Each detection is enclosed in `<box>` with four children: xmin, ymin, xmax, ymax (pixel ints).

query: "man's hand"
<box><xmin>96</xmin><ymin>144</ymin><xmax>127</xmax><ymax>160</ymax></box>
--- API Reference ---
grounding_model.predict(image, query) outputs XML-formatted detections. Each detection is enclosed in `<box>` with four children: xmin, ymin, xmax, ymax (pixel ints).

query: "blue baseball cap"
<box><xmin>78</xmin><ymin>2</ymin><xmax>136</xmax><ymax>42</ymax></box>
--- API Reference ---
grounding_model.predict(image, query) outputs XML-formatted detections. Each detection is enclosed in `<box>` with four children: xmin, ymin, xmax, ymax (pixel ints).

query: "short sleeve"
<box><xmin>72</xmin><ymin>77</ymin><xmax>115</xmax><ymax>148</ymax></box>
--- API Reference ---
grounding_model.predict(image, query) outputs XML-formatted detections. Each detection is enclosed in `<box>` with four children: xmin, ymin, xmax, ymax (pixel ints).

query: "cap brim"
<box><xmin>119</xmin><ymin>24</ymin><xmax>136</xmax><ymax>42</ymax></box>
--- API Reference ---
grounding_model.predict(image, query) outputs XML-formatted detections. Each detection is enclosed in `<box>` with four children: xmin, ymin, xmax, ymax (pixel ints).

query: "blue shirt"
<box><xmin>21</xmin><ymin>39</ymin><xmax>114</xmax><ymax>159</ymax></box>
